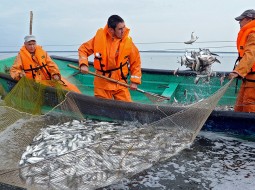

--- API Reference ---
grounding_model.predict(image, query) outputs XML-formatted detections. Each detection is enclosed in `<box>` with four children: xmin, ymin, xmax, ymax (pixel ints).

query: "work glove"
<box><xmin>52</xmin><ymin>74</ymin><xmax>60</xmax><ymax>81</ymax></box>
<box><xmin>19</xmin><ymin>71</ymin><xmax>26</xmax><ymax>78</ymax></box>
<box><xmin>80</xmin><ymin>64</ymin><xmax>89</xmax><ymax>74</ymax></box>
<box><xmin>228</xmin><ymin>72</ymin><xmax>238</xmax><ymax>80</ymax></box>
<box><xmin>130</xmin><ymin>83</ymin><xmax>138</xmax><ymax>90</ymax></box>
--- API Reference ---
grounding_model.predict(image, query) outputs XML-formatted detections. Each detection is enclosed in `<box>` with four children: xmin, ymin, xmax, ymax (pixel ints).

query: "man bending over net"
<box><xmin>10</xmin><ymin>35</ymin><xmax>81</xmax><ymax>93</ymax></box>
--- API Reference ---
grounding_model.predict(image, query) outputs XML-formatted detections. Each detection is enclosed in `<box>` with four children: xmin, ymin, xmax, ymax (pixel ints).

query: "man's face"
<box><xmin>239</xmin><ymin>17</ymin><xmax>252</xmax><ymax>28</ymax></box>
<box><xmin>113</xmin><ymin>22</ymin><xmax>125</xmax><ymax>39</ymax></box>
<box><xmin>24</xmin><ymin>40</ymin><xmax>36</xmax><ymax>53</ymax></box>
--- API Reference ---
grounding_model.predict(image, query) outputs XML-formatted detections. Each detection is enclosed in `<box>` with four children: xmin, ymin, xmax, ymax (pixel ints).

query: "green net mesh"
<box><xmin>3</xmin><ymin>77</ymin><xmax>46</xmax><ymax>115</ymax></box>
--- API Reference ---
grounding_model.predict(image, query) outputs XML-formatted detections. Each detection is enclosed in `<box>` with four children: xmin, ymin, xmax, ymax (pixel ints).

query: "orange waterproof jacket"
<box><xmin>234</xmin><ymin>20</ymin><xmax>255</xmax><ymax>80</ymax></box>
<box><xmin>78</xmin><ymin>25</ymin><xmax>141</xmax><ymax>90</ymax></box>
<box><xmin>93</xmin><ymin>28</ymin><xmax>132</xmax><ymax>75</ymax></box>
<box><xmin>10</xmin><ymin>45</ymin><xmax>60</xmax><ymax>81</ymax></box>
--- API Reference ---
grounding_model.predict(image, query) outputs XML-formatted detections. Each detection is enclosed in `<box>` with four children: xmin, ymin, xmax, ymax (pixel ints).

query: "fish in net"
<box><xmin>0</xmin><ymin>78</ymin><xmax>233</xmax><ymax>189</ymax></box>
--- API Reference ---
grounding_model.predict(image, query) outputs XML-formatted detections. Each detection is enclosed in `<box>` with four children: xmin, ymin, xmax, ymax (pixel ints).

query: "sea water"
<box><xmin>104</xmin><ymin>131</ymin><xmax>255</xmax><ymax>190</ymax></box>
<box><xmin>0</xmin><ymin>51</ymin><xmax>237</xmax><ymax>71</ymax></box>
<box><xmin>56</xmin><ymin>51</ymin><xmax>237</xmax><ymax>72</ymax></box>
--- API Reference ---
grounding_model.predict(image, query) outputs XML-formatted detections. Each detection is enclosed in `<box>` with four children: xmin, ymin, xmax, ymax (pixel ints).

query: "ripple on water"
<box><xmin>105</xmin><ymin>131</ymin><xmax>255</xmax><ymax>190</ymax></box>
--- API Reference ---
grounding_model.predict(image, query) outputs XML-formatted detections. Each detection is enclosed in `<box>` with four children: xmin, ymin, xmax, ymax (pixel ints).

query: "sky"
<box><xmin>0</xmin><ymin>0</ymin><xmax>255</xmax><ymax>53</ymax></box>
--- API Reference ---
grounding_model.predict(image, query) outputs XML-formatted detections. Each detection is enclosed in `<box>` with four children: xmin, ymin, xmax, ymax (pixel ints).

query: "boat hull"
<box><xmin>0</xmin><ymin>72</ymin><xmax>254</xmax><ymax>137</ymax></box>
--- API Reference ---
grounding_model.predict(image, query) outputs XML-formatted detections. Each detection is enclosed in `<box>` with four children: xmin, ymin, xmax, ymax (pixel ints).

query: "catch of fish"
<box><xmin>19</xmin><ymin>119</ymin><xmax>193</xmax><ymax>190</ymax></box>
<box><xmin>178</xmin><ymin>48</ymin><xmax>221</xmax><ymax>84</ymax></box>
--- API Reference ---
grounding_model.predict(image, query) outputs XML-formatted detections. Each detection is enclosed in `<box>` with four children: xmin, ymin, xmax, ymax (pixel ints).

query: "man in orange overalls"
<box><xmin>10</xmin><ymin>35</ymin><xmax>80</xmax><ymax>93</ymax></box>
<box><xmin>229</xmin><ymin>9</ymin><xmax>255</xmax><ymax>112</ymax></box>
<box><xmin>78</xmin><ymin>15</ymin><xmax>142</xmax><ymax>102</ymax></box>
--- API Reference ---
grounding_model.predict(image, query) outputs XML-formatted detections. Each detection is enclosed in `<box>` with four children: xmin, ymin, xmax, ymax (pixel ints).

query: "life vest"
<box><xmin>236</xmin><ymin>20</ymin><xmax>255</xmax><ymax>73</ymax></box>
<box><xmin>93</xmin><ymin>28</ymin><xmax>132</xmax><ymax>80</ymax></box>
<box><xmin>19</xmin><ymin>45</ymin><xmax>51</xmax><ymax>80</ymax></box>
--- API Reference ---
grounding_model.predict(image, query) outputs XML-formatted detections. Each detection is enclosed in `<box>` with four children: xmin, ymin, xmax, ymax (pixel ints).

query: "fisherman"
<box><xmin>228</xmin><ymin>9</ymin><xmax>255</xmax><ymax>112</ymax></box>
<box><xmin>78</xmin><ymin>15</ymin><xmax>142</xmax><ymax>102</ymax></box>
<box><xmin>10</xmin><ymin>35</ymin><xmax>81</xmax><ymax>93</ymax></box>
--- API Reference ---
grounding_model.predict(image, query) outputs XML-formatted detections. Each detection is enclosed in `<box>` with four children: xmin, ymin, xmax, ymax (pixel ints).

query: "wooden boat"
<box><xmin>0</xmin><ymin>56</ymin><xmax>254</xmax><ymax>140</ymax></box>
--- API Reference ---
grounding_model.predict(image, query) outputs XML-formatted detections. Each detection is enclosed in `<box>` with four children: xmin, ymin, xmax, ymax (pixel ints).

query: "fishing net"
<box><xmin>0</xmin><ymin>78</ymin><xmax>233</xmax><ymax>190</ymax></box>
<box><xmin>3</xmin><ymin>77</ymin><xmax>46</xmax><ymax>115</ymax></box>
<box><xmin>0</xmin><ymin>77</ymin><xmax>71</xmax><ymax>132</ymax></box>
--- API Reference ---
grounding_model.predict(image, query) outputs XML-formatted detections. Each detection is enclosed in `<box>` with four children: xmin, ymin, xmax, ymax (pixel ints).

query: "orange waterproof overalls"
<box><xmin>233</xmin><ymin>20</ymin><xmax>255</xmax><ymax>112</ymax></box>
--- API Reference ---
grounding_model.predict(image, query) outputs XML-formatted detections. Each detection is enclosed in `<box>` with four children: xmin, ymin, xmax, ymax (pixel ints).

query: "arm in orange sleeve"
<box><xmin>129</xmin><ymin>42</ymin><xmax>142</xmax><ymax>84</ymax></box>
<box><xmin>44</xmin><ymin>52</ymin><xmax>61</xmax><ymax>78</ymax></box>
<box><xmin>234</xmin><ymin>33</ymin><xmax>255</xmax><ymax>78</ymax></box>
<box><xmin>10</xmin><ymin>53</ymin><xmax>24</xmax><ymax>80</ymax></box>
<box><xmin>78</xmin><ymin>37</ymin><xmax>95</xmax><ymax>67</ymax></box>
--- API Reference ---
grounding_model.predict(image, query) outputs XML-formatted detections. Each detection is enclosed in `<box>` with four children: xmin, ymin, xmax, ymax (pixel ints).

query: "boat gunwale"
<box><xmin>0</xmin><ymin>71</ymin><xmax>254</xmax><ymax>121</ymax></box>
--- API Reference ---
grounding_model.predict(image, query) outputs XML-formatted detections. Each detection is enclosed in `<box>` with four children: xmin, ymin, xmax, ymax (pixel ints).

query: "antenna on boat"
<box><xmin>29</xmin><ymin>11</ymin><xmax>33</xmax><ymax>35</ymax></box>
